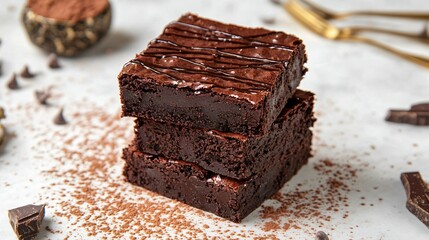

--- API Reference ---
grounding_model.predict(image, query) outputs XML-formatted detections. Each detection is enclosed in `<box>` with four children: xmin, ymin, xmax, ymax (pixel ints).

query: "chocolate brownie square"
<box><xmin>134</xmin><ymin>89</ymin><xmax>315</xmax><ymax>180</ymax></box>
<box><xmin>119</xmin><ymin>13</ymin><xmax>307</xmax><ymax>136</ymax></box>
<box><xmin>123</xmin><ymin>133</ymin><xmax>312</xmax><ymax>222</ymax></box>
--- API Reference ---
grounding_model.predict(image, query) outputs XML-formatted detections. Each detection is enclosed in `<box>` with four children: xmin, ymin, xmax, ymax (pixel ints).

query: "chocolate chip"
<box><xmin>7</xmin><ymin>73</ymin><xmax>19</xmax><ymax>90</ymax></box>
<box><xmin>20</xmin><ymin>65</ymin><xmax>35</xmax><ymax>78</ymax></box>
<box><xmin>315</xmin><ymin>231</ymin><xmax>329</xmax><ymax>240</ymax></box>
<box><xmin>401</xmin><ymin>172</ymin><xmax>429</xmax><ymax>228</ymax></box>
<box><xmin>421</xmin><ymin>23</ymin><xmax>428</xmax><ymax>38</ymax></box>
<box><xmin>48</xmin><ymin>53</ymin><xmax>60</xmax><ymax>69</ymax></box>
<box><xmin>53</xmin><ymin>108</ymin><xmax>67</xmax><ymax>125</ymax></box>
<box><xmin>270</xmin><ymin>0</ymin><xmax>282</xmax><ymax>5</ymax></box>
<box><xmin>35</xmin><ymin>90</ymin><xmax>51</xmax><ymax>105</ymax></box>
<box><xmin>8</xmin><ymin>204</ymin><xmax>46</xmax><ymax>240</ymax></box>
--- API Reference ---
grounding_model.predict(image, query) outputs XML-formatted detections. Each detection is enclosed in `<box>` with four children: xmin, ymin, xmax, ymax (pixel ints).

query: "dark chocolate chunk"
<box><xmin>7</xmin><ymin>73</ymin><xmax>19</xmax><ymax>90</ymax></box>
<box><xmin>8</xmin><ymin>204</ymin><xmax>46</xmax><ymax>240</ymax></box>
<box><xmin>48</xmin><ymin>53</ymin><xmax>60</xmax><ymax>69</ymax></box>
<box><xmin>35</xmin><ymin>90</ymin><xmax>50</xmax><ymax>105</ymax></box>
<box><xmin>401</xmin><ymin>172</ymin><xmax>429</xmax><ymax>228</ymax></box>
<box><xmin>316</xmin><ymin>231</ymin><xmax>330</xmax><ymax>240</ymax></box>
<box><xmin>386</xmin><ymin>102</ymin><xmax>429</xmax><ymax>126</ymax></box>
<box><xmin>20</xmin><ymin>65</ymin><xmax>34</xmax><ymax>78</ymax></box>
<box><xmin>386</xmin><ymin>110</ymin><xmax>429</xmax><ymax>126</ymax></box>
<box><xmin>53</xmin><ymin>108</ymin><xmax>67</xmax><ymax>125</ymax></box>
<box><xmin>411</xmin><ymin>103</ymin><xmax>429</xmax><ymax>112</ymax></box>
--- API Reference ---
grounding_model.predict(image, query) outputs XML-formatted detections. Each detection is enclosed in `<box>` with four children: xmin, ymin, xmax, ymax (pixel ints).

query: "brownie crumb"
<box><xmin>20</xmin><ymin>65</ymin><xmax>35</xmax><ymax>78</ymax></box>
<box><xmin>7</xmin><ymin>73</ymin><xmax>19</xmax><ymax>90</ymax></box>
<box><xmin>48</xmin><ymin>53</ymin><xmax>61</xmax><ymax>69</ymax></box>
<box><xmin>53</xmin><ymin>108</ymin><xmax>67</xmax><ymax>125</ymax></box>
<box><xmin>316</xmin><ymin>231</ymin><xmax>329</xmax><ymax>240</ymax></box>
<box><xmin>45</xmin><ymin>225</ymin><xmax>54</xmax><ymax>233</ymax></box>
<box><xmin>35</xmin><ymin>90</ymin><xmax>51</xmax><ymax>105</ymax></box>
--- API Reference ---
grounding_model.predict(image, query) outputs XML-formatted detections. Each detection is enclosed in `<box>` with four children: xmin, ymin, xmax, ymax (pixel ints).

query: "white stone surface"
<box><xmin>0</xmin><ymin>0</ymin><xmax>428</xmax><ymax>239</ymax></box>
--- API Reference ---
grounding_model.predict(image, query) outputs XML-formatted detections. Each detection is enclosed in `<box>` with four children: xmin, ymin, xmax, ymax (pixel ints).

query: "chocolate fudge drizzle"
<box><xmin>125</xmin><ymin>14</ymin><xmax>299</xmax><ymax>94</ymax></box>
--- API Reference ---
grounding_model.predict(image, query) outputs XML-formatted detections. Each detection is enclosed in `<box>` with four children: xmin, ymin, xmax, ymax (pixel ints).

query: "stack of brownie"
<box><xmin>118</xmin><ymin>13</ymin><xmax>315</xmax><ymax>222</ymax></box>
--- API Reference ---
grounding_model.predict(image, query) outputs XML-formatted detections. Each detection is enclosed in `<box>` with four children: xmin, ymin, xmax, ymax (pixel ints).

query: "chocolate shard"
<box><xmin>411</xmin><ymin>103</ymin><xmax>429</xmax><ymax>112</ymax></box>
<box><xmin>386</xmin><ymin>110</ymin><xmax>429</xmax><ymax>126</ymax></box>
<box><xmin>401</xmin><ymin>172</ymin><xmax>429</xmax><ymax>229</ymax></box>
<box><xmin>315</xmin><ymin>231</ymin><xmax>329</xmax><ymax>240</ymax></box>
<box><xmin>20</xmin><ymin>65</ymin><xmax>35</xmax><ymax>78</ymax></box>
<box><xmin>7</xmin><ymin>73</ymin><xmax>19</xmax><ymax>90</ymax></box>
<box><xmin>35</xmin><ymin>90</ymin><xmax>50</xmax><ymax>105</ymax></box>
<box><xmin>8</xmin><ymin>204</ymin><xmax>46</xmax><ymax>240</ymax></box>
<box><xmin>53</xmin><ymin>108</ymin><xmax>67</xmax><ymax>125</ymax></box>
<box><xmin>48</xmin><ymin>53</ymin><xmax>60</xmax><ymax>69</ymax></box>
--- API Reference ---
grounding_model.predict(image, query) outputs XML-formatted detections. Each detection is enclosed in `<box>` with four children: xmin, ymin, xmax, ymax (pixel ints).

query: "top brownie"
<box><xmin>118</xmin><ymin>13</ymin><xmax>307</xmax><ymax>136</ymax></box>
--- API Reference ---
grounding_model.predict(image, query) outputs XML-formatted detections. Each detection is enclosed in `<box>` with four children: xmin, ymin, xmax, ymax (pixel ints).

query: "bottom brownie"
<box><xmin>123</xmin><ymin>134</ymin><xmax>312</xmax><ymax>222</ymax></box>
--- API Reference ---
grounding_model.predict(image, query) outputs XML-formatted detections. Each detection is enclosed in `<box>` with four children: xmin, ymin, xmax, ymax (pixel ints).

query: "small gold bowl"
<box><xmin>22</xmin><ymin>0</ymin><xmax>112</xmax><ymax>57</ymax></box>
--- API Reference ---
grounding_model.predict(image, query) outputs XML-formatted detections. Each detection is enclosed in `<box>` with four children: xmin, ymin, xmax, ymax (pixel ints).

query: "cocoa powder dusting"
<box><xmin>28</xmin><ymin>0</ymin><xmax>109</xmax><ymax>22</ymax></box>
<box><xmin>34</xmin><ymin>106</ymin><xmax>278</xmax><ymax>239</ymax></box>
<box><xmin>259</xmin><ymin>159</ymin><xmax>361</xmax><ymax>235</ymax></box>
<box><xmin>18</xmin><ymin>102</ymin><xmax>364</xmax><ymax>238</ymax></box>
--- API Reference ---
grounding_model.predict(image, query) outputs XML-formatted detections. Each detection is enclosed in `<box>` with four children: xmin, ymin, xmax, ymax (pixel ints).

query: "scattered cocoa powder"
<box><xmin>259</xmin><ymin>158</ymin><xmax>361</xmax><ymax>235</ymax></box>
<box><xmin>0</xmin><ymin>95</ymin><xmax>369</xmax><ymax>238</ymax></box>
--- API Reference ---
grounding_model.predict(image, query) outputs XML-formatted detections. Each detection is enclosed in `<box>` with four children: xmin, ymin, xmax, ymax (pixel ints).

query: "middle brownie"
<box><xmin>135</xmin><ymin>89</ymin><xmax>315</xmax><ymax>180</ymax></box>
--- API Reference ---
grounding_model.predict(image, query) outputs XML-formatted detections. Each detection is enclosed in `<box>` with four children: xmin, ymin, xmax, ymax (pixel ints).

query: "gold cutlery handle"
<box><xmin>300</xmin><ymin>0</ymin><xmax>429</xmax><ymax>20</ymax></box>
<box><xmin>345</xmin><ymin>35</ymin><xmax>429</xmax><ymax>68</ymax></box>
<box><xmin>340</xmin><ymin>11</ymin><xmax>429</xmax><ymax>20</ymax></box>
<box><xmin>345</xmin><ymin>26</ymin><xmax>429</xmax><ymax>44</ymax></box>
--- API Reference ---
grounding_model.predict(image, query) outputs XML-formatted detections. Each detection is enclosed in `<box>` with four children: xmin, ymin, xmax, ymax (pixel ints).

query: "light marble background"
<box><xmin>0</xmin><ymin>0</ymin><xmax>428</xmax><ymax>239</ymax></box>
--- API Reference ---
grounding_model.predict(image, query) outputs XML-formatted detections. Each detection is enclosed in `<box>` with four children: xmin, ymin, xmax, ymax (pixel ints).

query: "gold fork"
<box><xmin>284</xmin><ymin>0</ymin><xmax>429</xmax><ymax>68</ymax></box>
<box><xmin>300</xmin><ymin>0</ymin><xmax>429</xmax><ymax>43</ymax></box>
<box><xmin>300</xmin><ymin>0</ymin><xmax>429</xmax><ymax>20</ymax></box>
